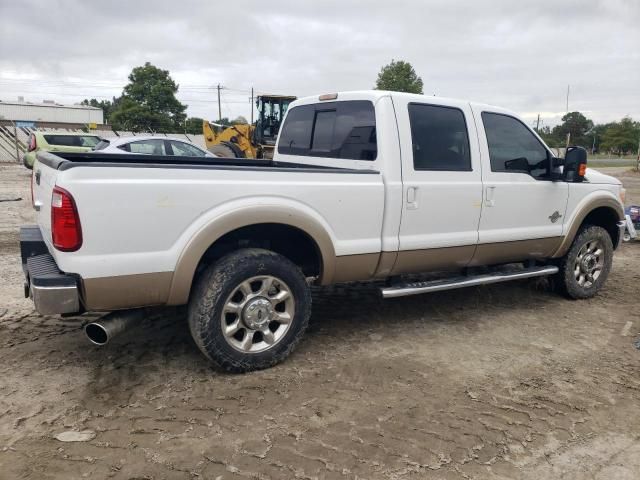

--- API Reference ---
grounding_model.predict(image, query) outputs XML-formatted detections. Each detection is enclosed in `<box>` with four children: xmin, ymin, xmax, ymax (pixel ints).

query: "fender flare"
<box><xmin>166</xmin><ymin>204</ymin><xmax>337</xmax><ymax>305</ymax></box>
<box><xmin>552</xmin><ymin>194</ymin><xmax>624</xmax><ymax>258</ymax></box>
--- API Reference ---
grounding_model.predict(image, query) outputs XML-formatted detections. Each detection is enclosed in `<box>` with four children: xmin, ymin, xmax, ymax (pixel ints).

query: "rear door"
<box><xmin>392</xmin><ymin>96</ymin><xmax>483</xmax><ymax>274</ymax></box>
<box><xmin>471</xmin><ymin>107</ymin><xmax>568</xmax><ymax>265</ymax></box>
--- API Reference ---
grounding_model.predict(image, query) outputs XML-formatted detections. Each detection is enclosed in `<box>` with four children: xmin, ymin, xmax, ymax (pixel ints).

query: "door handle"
<box><xmin>407</xmin><ymin>187</ymin><xmax>418</xmax><ymax>210</ymax></box>
<box><xmin>485</xmin><ymin>186</ymin><xmax>496</xmax><ymax>207</ymax></box>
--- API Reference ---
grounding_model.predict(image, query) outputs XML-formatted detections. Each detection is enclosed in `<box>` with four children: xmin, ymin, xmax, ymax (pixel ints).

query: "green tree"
<box><xmin>534</xmin><ymin>125</ymin><xmax>561</xmax><ymax>148</ymax></box>
<box><xmin>81</xmin><ymin>97</ymin><xmax>116</xmax><ymax>124</ymax></box>
<box><xmin>184</xmin><ymin>117</ymin><xmax>204</xmax><ymax>135</ymax></box>
<box><xmin>600</xmin><ymin>117</ymin><xmax>640</xmax><ymax>154</ymax></box>
<box><xmin>375</xmin><ymin>59</ymin><xmax>424</xmax><ymax>94</ymax></box>
<box><xmin>109</xmin><ymin>62</ymin><xmax>187</xmax><ymax>132</ymax></box>
<box><xmin>551</xmin><ymin>111</ymin><xmax>594</xmax><ymax>148</ymax></box>
<box><xmin>588</xmin><ymin>122</ymin><xmax>614</xmax><ymax>153</ymax></box>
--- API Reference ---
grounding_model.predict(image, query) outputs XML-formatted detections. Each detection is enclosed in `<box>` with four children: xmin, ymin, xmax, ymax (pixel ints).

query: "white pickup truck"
<box><xmin>22</xmin><ymin>90</ymin><xmax>626</xmax><ymax>372</ymax></box>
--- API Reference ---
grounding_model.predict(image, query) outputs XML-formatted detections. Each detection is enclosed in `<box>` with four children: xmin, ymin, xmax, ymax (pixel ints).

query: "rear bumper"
<box><xmin>21</xmin><ymin>225</ymin><xmax>81</xmax><ymax>315</ymax></box>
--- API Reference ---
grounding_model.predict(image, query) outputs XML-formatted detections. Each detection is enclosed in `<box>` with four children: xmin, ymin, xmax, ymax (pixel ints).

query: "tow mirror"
<box><xmin>563</xmin><ymin>146</ymin><xmax>587</xmax><ymax>182</ymax></box>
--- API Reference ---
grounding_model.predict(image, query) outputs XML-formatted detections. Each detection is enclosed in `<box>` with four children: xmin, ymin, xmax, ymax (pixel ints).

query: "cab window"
<box><xmin>408</xmin><ymin>103</ymin><xmax>471</xmax><ymax>171</ymax></box>
<box><xmin>482</xmin><ymin>112</ymin><xmax>550</xmax><ymax>179</ymax></box>
<box><xmin>278</xmin><ymin>100</ymin><xmax>377</xmax><ymax>160</ymax></box>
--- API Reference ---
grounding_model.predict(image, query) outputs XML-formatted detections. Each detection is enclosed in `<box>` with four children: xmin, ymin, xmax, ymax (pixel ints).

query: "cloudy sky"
<box><xmin>0</xmin><ymin>0</ymin><xmax>638</xmax><ymax>127</ymax></box>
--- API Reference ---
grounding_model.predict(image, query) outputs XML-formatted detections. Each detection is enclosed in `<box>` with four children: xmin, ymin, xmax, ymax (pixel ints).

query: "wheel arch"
<box><xmin>166</xmin><ymin>205</ymin><xmax>337</xmax><ymax>305</ymax></box>
<box><xmin>553</xmin><ymin>195</ymin><xmax>624</xmax><ymax>258</ymax></box>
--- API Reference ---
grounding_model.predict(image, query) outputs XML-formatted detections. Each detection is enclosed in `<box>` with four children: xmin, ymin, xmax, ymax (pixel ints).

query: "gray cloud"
<box><xmin>0</xmin><ymin>0</ymin><xmax>638</xmax><ymax>126</ymax></box>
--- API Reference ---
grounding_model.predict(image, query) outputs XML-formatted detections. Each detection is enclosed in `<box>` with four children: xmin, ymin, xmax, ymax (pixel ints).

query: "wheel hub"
<box><xmin>580</xmin><ymin>253</ymin><xmax>597</xmax><ymax>273</ymax></box>
<box><xmin>242</xmin><ymin>297</ymin><xmax>274</xmax><ymax>330</ymax></box>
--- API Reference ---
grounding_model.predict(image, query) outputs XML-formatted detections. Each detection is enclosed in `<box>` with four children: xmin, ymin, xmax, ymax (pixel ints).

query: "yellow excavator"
<box><xmin>203</xmin><ymin>94</ymin><xmax>296</xmax><ymax>159</ymax></box>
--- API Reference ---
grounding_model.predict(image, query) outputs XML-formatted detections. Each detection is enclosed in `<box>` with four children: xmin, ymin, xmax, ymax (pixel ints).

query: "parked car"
<box><xmin>94</xmin><ymin>136</ymin><xmax>216</xmax><ymax>158</ymax></box>
<box><xmin>23</xmin><ymin>132</ymin><xmax>102</xmax><ymax>169</ymax></box>
<box><xmin>22</xmin><ymin>90</ymin><xmax>626</xmax><ymax>373</ymax></box>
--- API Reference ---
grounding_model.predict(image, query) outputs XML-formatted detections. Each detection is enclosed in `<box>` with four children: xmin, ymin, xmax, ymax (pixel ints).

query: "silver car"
<box><xmin>94</xmin><ymin>135</ymin><xmax>216</xmax><ymax>158</ymax></box>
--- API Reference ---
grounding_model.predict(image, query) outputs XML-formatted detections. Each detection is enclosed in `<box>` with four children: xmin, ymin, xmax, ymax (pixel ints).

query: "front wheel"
<box><xmin>188</xmin><ymin>248</ymin><xmax>311</xmax><ymax>373</ymax></box>
<box><xmin>556</xmin><ymin>225</ymin><xmax>614</xmax><ymax>299</ymax></box>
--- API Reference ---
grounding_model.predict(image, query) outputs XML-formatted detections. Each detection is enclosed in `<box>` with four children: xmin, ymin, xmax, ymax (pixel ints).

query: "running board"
<box><xmin>380</xmin><ymin>265</ymin><xmax>559</xmax><ymax>299</ymax></box>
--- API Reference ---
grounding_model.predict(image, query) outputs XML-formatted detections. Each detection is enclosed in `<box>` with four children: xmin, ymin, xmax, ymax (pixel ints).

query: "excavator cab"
<box><xmin>203</xmin><ymin>94</ymin><xmax>296</xmax><ymax>159</ymax></box>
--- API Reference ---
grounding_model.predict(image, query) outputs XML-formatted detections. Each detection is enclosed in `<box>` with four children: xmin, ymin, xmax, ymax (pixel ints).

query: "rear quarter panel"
<box><xmin>50</xmin><ymin>165</ymin><xmax>385</xmax><ymax>282</ymax></box>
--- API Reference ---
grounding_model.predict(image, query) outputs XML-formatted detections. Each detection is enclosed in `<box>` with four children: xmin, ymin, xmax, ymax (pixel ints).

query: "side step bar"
<box><xmin>381</xmin><ymin>265</ymin><xmax>559</xmax><ymax>299</ymax></box>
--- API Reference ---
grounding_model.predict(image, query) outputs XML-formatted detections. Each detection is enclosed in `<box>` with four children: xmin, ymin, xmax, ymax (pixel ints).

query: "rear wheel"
<box><xmin>188</xmin><ymin>248</ymin><xmax>311</xmax><ymax>372</ymax></box>
<box><xmin>556</xmin><ymin>225</ymin><xmax>613</xmax><ymax>299</ymax></box>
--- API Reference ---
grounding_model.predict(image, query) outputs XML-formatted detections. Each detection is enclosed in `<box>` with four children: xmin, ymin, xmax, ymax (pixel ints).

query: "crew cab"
<box><xmin>22</xmin><ymin>90</ymin><xmax>626</xmax><ymax>372</ymax></box>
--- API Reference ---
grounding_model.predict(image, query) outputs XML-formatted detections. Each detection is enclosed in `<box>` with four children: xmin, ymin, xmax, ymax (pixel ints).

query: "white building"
<box><xmin>0</xmin><ymin>98</ymin><xmax>104</xmax><ymax>124</ymax></box>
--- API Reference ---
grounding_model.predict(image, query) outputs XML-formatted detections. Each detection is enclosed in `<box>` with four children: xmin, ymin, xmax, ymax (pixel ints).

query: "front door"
<box><xmin>471</xmin><ymin>108</ymin><xmax>569</xmax><ymax>265</ymax></box>
<box><xmin>392</xmin><ymin>97</ymin><xmax>483</xmax><ymax>274</ymax></box>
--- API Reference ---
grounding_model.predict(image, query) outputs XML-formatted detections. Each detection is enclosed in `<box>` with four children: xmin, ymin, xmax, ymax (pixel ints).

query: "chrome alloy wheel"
<box><xmin>573</xmin><ymin>239</ymin><xmax>604</xmax><ymax>288</ymax></box>
<box><xmin>220</xmin><ymin>275</ymin><xmax>295</xmax><ymax>353</ymax></box>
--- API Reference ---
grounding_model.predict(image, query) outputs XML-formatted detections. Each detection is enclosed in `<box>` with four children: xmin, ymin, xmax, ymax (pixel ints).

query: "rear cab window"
<box><xmin>278</xmin><ymin>100</ymin><xmax>377</xmax><ymax>161</ymax></box>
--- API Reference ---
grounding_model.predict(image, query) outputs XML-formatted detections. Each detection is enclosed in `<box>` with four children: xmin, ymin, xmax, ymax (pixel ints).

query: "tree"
<box><xmin>81</xmin><ymin>97</ymin><xmax>116</xmax><ymax>124</ymax></box>
<box><xmin>375</xmin><ymin>59</ymin><xmax>423</xmax><ymax>94</ymax></box>
<box><xmin>109</xmin><ymin>62</ymin><xmax>187</xmax><ymax>132</ymax></box>
<box><xmin>551</xmin><ymin>111</ymin><xmax>594</xmax><ymax>148</ymax></box>
<box><xmin>534</xmin><ymin>125</ymin><xmax>561</xmax><ymax>148</ymax></box>
<box><xmin>600</xmin><ymin>117</ymin><xmax>640</xmax><ymax>155</ymax></box>
<box><xmin>184</xmin><ymin>117</ymin><xmax>204</xmax><ymax>135</ymax></box>
<box><xmin>589</xmin><ymin>122</ymin><xmax>614</xmax><ymax>153</ymax></box>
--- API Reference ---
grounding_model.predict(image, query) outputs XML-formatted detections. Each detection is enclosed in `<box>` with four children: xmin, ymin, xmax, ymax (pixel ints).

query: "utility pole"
<box><xmin>564</xmin><ymin>85</ymin><xmax>571</xmax><ymax>151</ymax></box>
<box><xmin>250</xmin><ymin>87</ymin><xmax>254</xmax><ymax>124</ymax></box>
<box><xmin>217</xmin><ymin>84</ymin><xmax>222</xmax><ymax>121</ymax></box>
<box><xmin>536</xmin><ymin>114</ymin><xmax>540</xmax><ymax>132</ymax></box>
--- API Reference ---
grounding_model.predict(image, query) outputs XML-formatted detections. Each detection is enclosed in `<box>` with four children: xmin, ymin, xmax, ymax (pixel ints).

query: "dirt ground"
<box><xmin>1</xmin><ymin>163</ymin><xmax>639</xmax><ymax>480</ymax></box>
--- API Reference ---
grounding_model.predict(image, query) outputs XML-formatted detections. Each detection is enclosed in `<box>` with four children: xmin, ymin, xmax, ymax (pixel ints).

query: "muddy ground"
<box><xmin>0</xmin><ymin>163</ymin><xmax>639</xmax><ymax>480</ymax></box>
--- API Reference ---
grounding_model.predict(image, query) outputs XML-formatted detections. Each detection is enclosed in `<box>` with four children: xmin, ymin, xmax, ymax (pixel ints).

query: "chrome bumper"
<box><xmin>21</xmin><ymin>226</ymin><xmax>80</xmax><ymax>315</ymax></box>
<box><xmin>616</xmin><ymin>220</ymin><xmax>627</xmax><ymax>249</ymax></box>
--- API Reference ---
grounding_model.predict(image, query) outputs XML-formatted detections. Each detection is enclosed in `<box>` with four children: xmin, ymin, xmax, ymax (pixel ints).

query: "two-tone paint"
<box><xmin>30</xmin><ymin>90</ymin><xmax>625</xmax><ymax>312</ymax></box>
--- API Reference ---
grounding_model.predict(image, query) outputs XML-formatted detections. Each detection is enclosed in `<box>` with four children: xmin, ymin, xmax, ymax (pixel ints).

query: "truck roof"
<box><xmin>291</xmin><ymin>90</ymin><xmax>515</xmax><ymax>117</ymax></box>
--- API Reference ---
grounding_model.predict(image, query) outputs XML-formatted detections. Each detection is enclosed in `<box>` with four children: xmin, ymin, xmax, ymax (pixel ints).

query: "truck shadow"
<box><xmin>87</xmin><ymin>276</ymin><xmax>561</xmax><ymax>366</ymax></box>
<box><xmin>69</xmin><ymin>277</ymin><xmax>576</xmax><ymax>406</ymax></box>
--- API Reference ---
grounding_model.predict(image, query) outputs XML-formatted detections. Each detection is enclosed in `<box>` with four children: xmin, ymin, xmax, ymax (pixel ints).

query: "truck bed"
<box><xmin>37</xmin><ymin>151</ymin><xmax>377</xmax><ymax>175</ymax></box>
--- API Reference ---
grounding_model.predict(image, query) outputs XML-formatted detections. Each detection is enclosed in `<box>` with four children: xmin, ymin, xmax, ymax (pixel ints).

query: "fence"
<box><xmin>0</xmin><ymin>121</ymin><xmax>206</xmax><ymax>164</ymax></box>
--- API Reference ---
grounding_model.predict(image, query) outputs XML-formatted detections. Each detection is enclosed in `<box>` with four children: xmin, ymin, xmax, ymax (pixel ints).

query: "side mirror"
<box><xmin>563</xmin><ymin>146</ymin><xmax>587</xmax><ymax>182</ymax></box>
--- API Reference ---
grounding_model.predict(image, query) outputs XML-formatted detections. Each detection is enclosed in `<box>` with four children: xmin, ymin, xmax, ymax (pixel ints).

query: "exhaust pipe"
<box><xmin>85</xmin><ymin>308</ymin><xmax>147</xmax><ymax>346</ymax></box>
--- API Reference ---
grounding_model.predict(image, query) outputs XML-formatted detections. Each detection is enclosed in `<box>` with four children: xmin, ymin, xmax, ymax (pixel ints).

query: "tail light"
<box><xmin>27</xmin><ymin>134</ymin><xmax>37</xmax><ymax>152</ymax></box>
<box><xmin>51</xmin><ymin>186</ymin><xmax>82</xmax><ymax>251</ymax></box>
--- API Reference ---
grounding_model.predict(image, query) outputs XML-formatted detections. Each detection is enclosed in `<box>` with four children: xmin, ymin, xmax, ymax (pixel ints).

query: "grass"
<box><xmin>589</xmin><ymin>160</ymin><xmax>638</xmax><ymax>168</ymax></box>
<box><xmin>588</xmin><ymin>153</ymin><xmax>638</xmax><ymax>160</ymax></box>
